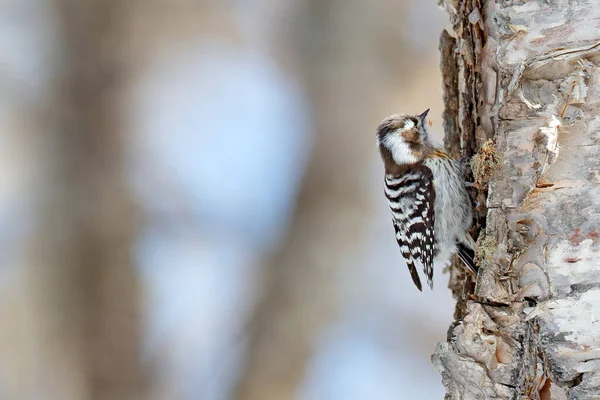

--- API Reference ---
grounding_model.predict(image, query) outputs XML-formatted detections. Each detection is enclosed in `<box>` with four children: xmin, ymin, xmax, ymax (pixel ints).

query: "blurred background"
<box><xmin>0</xmin><ymin>1</ymin><xmax>454</xmax><ymax>399</ymax></box>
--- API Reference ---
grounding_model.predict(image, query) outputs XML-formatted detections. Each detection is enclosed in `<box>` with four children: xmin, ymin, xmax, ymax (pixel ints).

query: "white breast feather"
<box><xmin>424</xmin><ymin>156</ymin><xmax>472</xmax><ymax>263</ymax></box>
<box><xmin>383</xmin><ymin>134</ymin><xmax>418</xmax><ymax>165</ymax></box>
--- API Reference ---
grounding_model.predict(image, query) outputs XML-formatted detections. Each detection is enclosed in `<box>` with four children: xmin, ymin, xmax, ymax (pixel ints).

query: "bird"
<box><xmin>376</xmin><ymin>109</ymin><xmax>477</xmax><ymax>291</ymax></box>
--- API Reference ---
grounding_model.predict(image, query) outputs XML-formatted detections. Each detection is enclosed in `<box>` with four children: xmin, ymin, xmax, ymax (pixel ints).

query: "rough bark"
<box><xmin>434</xmin><ymin>0</ymin><xmax>600</xmax><ymax>399</ymax></box>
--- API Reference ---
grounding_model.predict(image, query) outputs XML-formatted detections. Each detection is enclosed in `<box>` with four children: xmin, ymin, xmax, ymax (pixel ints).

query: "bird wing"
<box><xmin>385</xmin><ymin>165</ymin><xmax>436</xmax><ymax>290</ymax></box>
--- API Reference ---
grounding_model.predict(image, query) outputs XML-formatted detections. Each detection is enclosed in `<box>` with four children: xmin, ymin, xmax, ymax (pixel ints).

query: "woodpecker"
<box><xmin>376</xmin><ymin>109</ymin><xmax>477</xmax><ymax>291</ymax></box>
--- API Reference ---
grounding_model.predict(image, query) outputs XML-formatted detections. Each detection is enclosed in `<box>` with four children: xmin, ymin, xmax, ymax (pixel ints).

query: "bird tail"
<box><xmin>406</xmin><ymin>259</ymin><xmax>423</xmax><ymax>291</ymax></box>
<box><xmin>456</xmin><ymin>242</ymin><xmax>478</xmax><ymax>275</ymax></box>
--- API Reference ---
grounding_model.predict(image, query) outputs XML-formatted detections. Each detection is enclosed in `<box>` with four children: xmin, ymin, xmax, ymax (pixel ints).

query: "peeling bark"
<box><xmin>440</xmin><ymin>30</ymin><xmax>461</xmax><ymax>160</ymax></box>
<box><xmin>434</xmin><ymin>0</ymin><xmax>600</xmax><ymax>398</ymax></box>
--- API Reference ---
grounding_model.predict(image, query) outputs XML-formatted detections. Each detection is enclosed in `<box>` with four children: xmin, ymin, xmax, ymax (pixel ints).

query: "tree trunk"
<box><xmin>433</xmin><ymin>0</ymin><xmax>600</xmax><ymax>399</ymax></box>
<box><xmin>233</xmin><ymin>1</ymin><xmax>415</xmax><ymax>398</ymax></box>
<box><xmin>27</xmin><ymin>2</ymin><xmax>143</xmax><ymax>399</ymax></box>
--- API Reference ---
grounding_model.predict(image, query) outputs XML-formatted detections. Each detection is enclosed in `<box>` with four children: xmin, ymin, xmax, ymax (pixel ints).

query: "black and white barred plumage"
<box><xmin>376</xmin><ymin>109</ymin><xmax>477</xmax><ymax>291</ymax></box>
<box><xmin>385</xmin><ymin>165</ymin><xmax>436</xmax><ymax>290</ymax></box>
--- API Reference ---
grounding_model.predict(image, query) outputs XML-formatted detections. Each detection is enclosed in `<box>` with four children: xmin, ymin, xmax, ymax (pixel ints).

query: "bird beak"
<box><xmin>419</xmin><ymin>109</ymin><xmax>430</xmax><ymax>124</ymax></box>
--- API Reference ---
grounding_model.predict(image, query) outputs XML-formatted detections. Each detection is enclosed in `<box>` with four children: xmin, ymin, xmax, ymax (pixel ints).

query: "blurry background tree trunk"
<box><xmin>233</xmin><ymin>1</ymin><xmax>434</xmax><ymax>399</ymax></box>
<box><xmin>27</xmin><ymin>1</ymin><xmax>143</xmax><ymax>399</ymax></box>
<box><xmin>434</xmin><ymin>0</ymin><xmax>600</xmax><ymax>398</ymax></box>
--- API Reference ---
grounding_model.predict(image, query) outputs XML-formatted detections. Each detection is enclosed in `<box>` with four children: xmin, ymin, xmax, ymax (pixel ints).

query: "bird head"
<box><xmin>376</xmin><ymin>109</ymin><xmax>431</xmax><ymax>165</ymax></box>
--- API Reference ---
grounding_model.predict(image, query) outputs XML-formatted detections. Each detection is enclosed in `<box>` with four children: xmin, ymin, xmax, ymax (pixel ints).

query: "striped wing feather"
<box><xmin>385</xmin><ymin>165</ymin><xmax>436</xmax><ymax>290</ymax></box>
